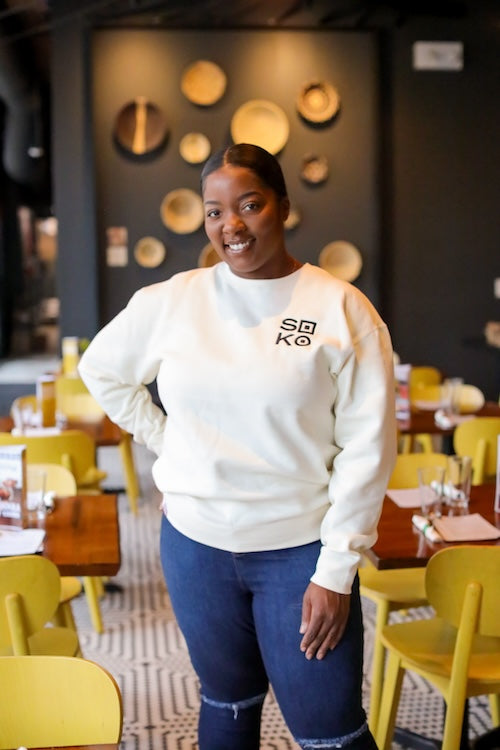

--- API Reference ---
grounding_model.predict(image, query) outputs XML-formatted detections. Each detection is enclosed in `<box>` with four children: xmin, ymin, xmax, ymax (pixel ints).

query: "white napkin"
<box><xmin>434</xmin><ymin>410</ymin><xmax>474</xmax><ymax>429</ymax></box>
<box><xmin>11</xmin><ymin>427</ymin><xmax>61</xmax><ymax>436</ymax></box>
<box><xmin>432</xmin><ymin>513</ymin><xmax>500</xmax><ymax>542</ymax></box>
<box><xmin>387</xmin><ymin>488</ymin><xmax>422</xmax><ymax>508</ymax></box>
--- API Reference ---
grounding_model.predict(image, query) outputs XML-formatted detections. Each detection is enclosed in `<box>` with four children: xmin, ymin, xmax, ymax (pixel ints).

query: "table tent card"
<box><xmin>0</xmin><ymin>444</ymin><xmax>27</xmax><ymax>527</ymax></box>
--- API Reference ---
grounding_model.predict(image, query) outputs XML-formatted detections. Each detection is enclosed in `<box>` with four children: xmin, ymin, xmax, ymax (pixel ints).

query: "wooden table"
<box><xmin>367</xmin><ymin>483</ymin><xmax>499</xmax><ymax>570</ymax></box>
<box><xmin>0</xmin><ymin>413</ymin><xmax>123</xmax><ymax>448</ymax></box>
<box><xmin>43</xmin><ymin>493</ymin><xmax>121</xmax><ymax>577</ymax></box>
<box><xmin>397</xmin><ymin>400</ymin><xmax>500</xmax><ymax>437</ymax></box>
<box><xmin>31</xmin><ymin>745</ymin><xmax>119</xmax><ymax>749</ymax></box>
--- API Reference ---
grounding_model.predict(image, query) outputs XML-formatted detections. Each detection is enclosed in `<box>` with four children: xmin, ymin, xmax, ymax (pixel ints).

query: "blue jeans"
<box><xmin>160</xmin><ymin>516</ymin><xmax>376</xmax><ymax>750</ymax></box>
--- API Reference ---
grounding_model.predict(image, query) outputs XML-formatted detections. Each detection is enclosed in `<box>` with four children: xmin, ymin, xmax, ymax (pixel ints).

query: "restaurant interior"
<box><xmin>0</xmin><ymin>1</ymin><xmax>499</xmax><ymax>749</ymax></box>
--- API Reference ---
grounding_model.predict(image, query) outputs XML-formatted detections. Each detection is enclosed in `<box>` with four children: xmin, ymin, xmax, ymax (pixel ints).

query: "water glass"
<box><xmin>417</xmin><ymin>465</ymin><xmax>445</xmax><ymax>518</ymax></box>
<box><xmin>441</xmin><ymin>377</ymin><xmax>463</xmax><ymax>417</ymax></box>
<box><xmin>26</xmin><ymin>466</ymin><xmax>47</xmax><ymax>528</ymax></box>
<box><xmin>446</xmin><ymin>455</ymin><xmax>472</xmax><ymax>511</ymax></box>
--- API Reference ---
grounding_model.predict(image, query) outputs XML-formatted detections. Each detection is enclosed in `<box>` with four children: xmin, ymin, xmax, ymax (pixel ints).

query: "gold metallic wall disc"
<box><xmin>179</xmin><ymin>132</ymin><xmax>211</xmax><ymax>164</ymax></box>
<box><xmin>198</xmin><ymin>242</ymin><xmax>221</xmax><ymax>268</ymax></box>
<box><xmin>230</xmin><ymin>99</ymin><xmax>289</xmax><ymax>155</ymax></box>
<box><xmin>318</xmin><ymin>241</ymin><xmax>363</xmax><ymax>282</ymax></box>
<box><xmin>160</xmin><ymin>189</ymin><xmax>204</xmax><ymax>234</ymax></box>
<box><xmin>297</xmin><ymin>81</ymin><xmax>341</xmax><ymax>124</ymax></box>
<box><xmin>181</xmin><ymin>60</ymin><xmax>227</xmax><ymax>106</ymax></box>
<box><xmin>134</xmin><ymin>236</ymin><xmax>166</xmax><ymax>268</ymax></box>
<box><xmin>114</xmin><ymin>97</ymin><xmax>168</xmax><ymax>155</ymax></box>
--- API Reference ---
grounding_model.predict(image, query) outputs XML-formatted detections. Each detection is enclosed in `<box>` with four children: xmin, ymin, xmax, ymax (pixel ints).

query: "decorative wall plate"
<box><xmin>134</xmin><ymin>236</ymin><xmax>166</xmax><ymax>268</ymax></box>
<box><xmin>318</xmin><ymin>241</ymin><xmax>363</xmax><ymax>282</ymax></box>
<box><xmin>230</xmin><ymin>99</ymin><xmax>289</xmax><ymax>155</ymax></box>
<box><xmin>160</xmin><ymin>189</ymin><xmax>204</xmax><ymax>234</ymax></box>
<box><xmin>179</xmin><ymin>132</ymin><xmax>211</xmax><ymax>164</ymax></box>
<box><xmin>180</xmin><ymin>60</ymin><xmax>227</xmax><ymax>106</ymax></box>
<box><xmin>297</xmin><ymin>81</ymin><xmax>341</xmax><ymax>125</ymax></box>
<box><xmin>198</xmin><ymin>243</ymin><xmax>221</xmax><ymax>268</ymax></box>
<box><xmin>300</xmin><ymin>154</ymin><xmax>329</xmax><ymax>185</ymax></box>
<box><xmin>114</xmin><ymin>97</ymin><xmax>168</xmax><ymax>155</ymax></box>
<box><xmin>284</xmin><ymin>205</ymin><xmax>301</xmax><ymax>231</ymax></box>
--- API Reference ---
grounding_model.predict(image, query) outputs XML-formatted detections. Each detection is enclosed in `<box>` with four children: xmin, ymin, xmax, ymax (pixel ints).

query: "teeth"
<box><xmin>227</xmin><ymin>241</ymin><xmax>250</xmax><ymax>252</ymax></box>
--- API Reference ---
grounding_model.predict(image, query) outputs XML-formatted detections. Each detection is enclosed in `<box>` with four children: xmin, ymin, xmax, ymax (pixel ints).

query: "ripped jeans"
<box><xmin>160</xmin><ymin>516</ymin><xmax>377</xmax><ymax>750</ymax></box>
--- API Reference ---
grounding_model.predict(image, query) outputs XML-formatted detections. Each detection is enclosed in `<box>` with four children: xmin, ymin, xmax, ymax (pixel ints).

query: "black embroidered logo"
<box><xmin>275</xmin><ymin>318</ymin><xmax>317</xmax><ymax>346</ymax></box>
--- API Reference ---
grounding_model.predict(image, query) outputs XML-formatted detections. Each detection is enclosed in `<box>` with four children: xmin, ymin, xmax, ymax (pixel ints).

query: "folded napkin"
<box><xmin>11</xmin><ymin>426</ymin><xmax>61</xmax><ymax>436</ymax></box>
<box><xmin>432</xmin><ymin>513</ymin><xmax>500</xmax><ymax>542</ymax></box>
<box><xmin>387</xmin><ymin>488</ymin><xmax>422</xmax><ymax>508</ymax></box>
<box><xmin>434</xmin><ymin>410</ymin><xmax>474</xmax><ymax>429</ymax></box>
<box><xmin>412</xmin><ymin>514</ymin><xmax>443</xmax><ymax>542</ymax></box>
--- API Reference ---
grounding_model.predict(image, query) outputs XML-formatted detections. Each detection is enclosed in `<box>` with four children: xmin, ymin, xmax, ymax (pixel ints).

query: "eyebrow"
<box><xmin>204</xmin><ymin>190</ymin><xmax>262</xmax><ymax>205</ymax></box>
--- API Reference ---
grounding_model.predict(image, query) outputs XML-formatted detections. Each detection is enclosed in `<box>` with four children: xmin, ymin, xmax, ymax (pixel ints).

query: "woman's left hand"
<box><xmin>299</xmin><ymin>582</ymin><xmax>351</xmax><ymax>660</ymax></box>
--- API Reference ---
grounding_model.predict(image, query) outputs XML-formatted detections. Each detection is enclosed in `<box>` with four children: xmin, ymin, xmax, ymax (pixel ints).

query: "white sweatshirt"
<box><xmin>79</xmin><ymin>262</ymin><xmax>397</xmax><ymax>593</ymax></box>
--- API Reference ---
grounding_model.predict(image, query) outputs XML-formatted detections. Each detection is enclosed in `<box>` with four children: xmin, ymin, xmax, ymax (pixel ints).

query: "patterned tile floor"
<box><xmin>69</xmin><ymin>443</ymin><xmax>494</xmax><ymax>749</ymax></box>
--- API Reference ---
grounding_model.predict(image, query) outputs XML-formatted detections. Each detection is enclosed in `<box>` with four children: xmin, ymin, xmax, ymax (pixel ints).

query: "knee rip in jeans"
<box><xmin>296</xmin><ymin>720</ymin><xmax>369</xmax><ymax>749</ymax></box>
<box><xmin>201</xmin><ymin>691</ymin><xmax>266</xmax><ymax>720</ymax></box>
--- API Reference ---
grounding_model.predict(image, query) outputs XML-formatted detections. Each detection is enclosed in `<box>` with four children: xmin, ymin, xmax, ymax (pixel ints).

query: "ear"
<box><xmin>280</xmin><ymin>197</ymin><xmax>290</xmax><ymax>223</ymax></box>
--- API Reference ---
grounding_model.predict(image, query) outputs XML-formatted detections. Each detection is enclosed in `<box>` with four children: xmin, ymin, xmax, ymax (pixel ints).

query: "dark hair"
<box><xmin>200</xmin><ymin>143</ymin><xmax>288</xmax><ymax>200</ymax></box>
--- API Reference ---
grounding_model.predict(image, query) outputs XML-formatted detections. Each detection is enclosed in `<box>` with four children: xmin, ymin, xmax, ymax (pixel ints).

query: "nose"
<box><xmin>223</xmin><ymin>212</ymin><xmax>245</xmax><ymax>233</ymax></box>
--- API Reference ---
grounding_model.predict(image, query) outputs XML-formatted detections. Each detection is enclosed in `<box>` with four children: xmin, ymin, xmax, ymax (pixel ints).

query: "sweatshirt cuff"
<box><xmin>310</xmin><ymin>546</ymin><xmax>361</xmax><ymax>594</ymax></box>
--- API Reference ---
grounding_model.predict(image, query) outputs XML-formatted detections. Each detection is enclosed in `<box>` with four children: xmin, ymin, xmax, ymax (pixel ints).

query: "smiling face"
<box><xmin>202</xmin><ymin>164</ymin><xmax>291</xmax><ymax>279</ymax></box>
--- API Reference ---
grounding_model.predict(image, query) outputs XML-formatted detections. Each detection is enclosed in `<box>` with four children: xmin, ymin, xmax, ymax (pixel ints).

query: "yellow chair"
<box><xmin>0</xmin><ymin>654</ymin><xmax>123</xmax><ymax>748</ymax></box>
<box><xmin>56</xmin><ymin>374</ymin><xmax>140</xmax><ymax>514</ymax></box>
<box><xmin>0</xmin><ymin>555</ymin><xmax>80</xmax><ymax>657</ymax></box>
<box><xmin>25</xmin><ymin>463</ymin><xmax>83</xmax><ymax>632</ymax></box>
<box><xmin>407</xmin><ymin>370</ymin><xmax>442</xmax><ymax>454</ymax></box>
<box><xmin>360</xmin><ymin>451</ymin><xmax>448</xmax><ymax>734</ymax></box>
<box><xmin>28</xmin><ymin>462</ymin><xmax>106</xmax><ymax>635</ymax></box>
<box><xmin>0</xmin><ymin>429</ymin><xmax>106</xmax><ymax>492</ymax></box>
<box><xmin>454</xmin><ymin>416</ymin><xmax>500</xmax><ymax>484</ymax></box>
<box><xmin>375</xmin><ymin>546</ymin><xmax>500</xmax><ymax>750</ymax></box>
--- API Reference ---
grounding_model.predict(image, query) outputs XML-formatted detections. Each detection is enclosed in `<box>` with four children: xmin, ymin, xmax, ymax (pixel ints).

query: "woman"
<box><xmin>79</xmin><ymin>143</ymin><xmax>396</xmax><ymax>750</ymax></box>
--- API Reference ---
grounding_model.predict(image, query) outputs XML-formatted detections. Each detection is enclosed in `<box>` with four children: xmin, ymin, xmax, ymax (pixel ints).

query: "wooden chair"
<box><xmin>360</xmin><ymin>452</ymin><xmax>449</xmax><ymax>734</ymax></box>
<box><xmin>454</xmin><ymin>416</ymin><xmax>500</xmax><ymax>484</ymax></box>
<box><xmin>0</xmin><ymin>429</ymin><xmax>106</xmax><ymax>492</ymax></box>
<box><xmin>0</xmin><ymin>654</ymin><xmax>123</xmax><ymax>749</ymax></box>
<box><xmin>56</xmin><ymin>374</ymin><xmax>140</xmax><ymax>513</ymax></box>
<box><xmin>375</xmin><ymin>546</ymin><xmax>500</xmax><ymax>750</ymax></box>
<box><xmin>0</xmin><ymin>555</ymin><xmax>80</xmax><ymax>657</ymax></box>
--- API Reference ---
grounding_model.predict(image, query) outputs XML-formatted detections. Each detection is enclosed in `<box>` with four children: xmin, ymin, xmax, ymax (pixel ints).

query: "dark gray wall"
<box><xmin>90</xmin><ymin>29</ymin><xmax>379</xmax><ymax>321</ymax></box>
<box><xmin>383</xmin><ymin>11</ymin><xmax>499</xmax><ymax>400</ymax></box>
<box><xmin>50</xmin><ymin>13</ymin><xmax>500</xmax><ymax>401</ymax></box>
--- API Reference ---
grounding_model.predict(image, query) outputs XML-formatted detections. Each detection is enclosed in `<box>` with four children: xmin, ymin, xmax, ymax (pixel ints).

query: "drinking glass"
<box><xmin>441</xmin><ymin>377</ymin><xmax>463</xmax><ymax>417</ymax></box>
<box><xmin>26</xmin><ymin>466</ymin><xmax>47</xmax><ymax>528</ymax></box>
<box><xmin>446</xmin><ymin>455</ymin><xmax>472</xmax><ymax>512</ymax></box>
<box><xmin>417</xmin><ymin>465</ymin><xmax>445</xmax><ymax>518</ymax></box>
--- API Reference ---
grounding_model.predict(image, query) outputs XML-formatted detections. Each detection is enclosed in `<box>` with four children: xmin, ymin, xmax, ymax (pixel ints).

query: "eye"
<box><xmin>206</xmin><ymin>208</ymin><xmax>221</xmax><ymax>219</ymax></box>
<box><xmin>242</xmin><ymin>201</ymin><xmax>260</xmax><ymax>212</ymax></box>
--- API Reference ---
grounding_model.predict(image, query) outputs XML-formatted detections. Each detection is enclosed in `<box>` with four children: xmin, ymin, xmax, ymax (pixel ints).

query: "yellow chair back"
<box><xmin>0</xmin><ymin>555</ymin><xmax>79</xmax><ymax>656</ymax></box>
<box><xmin>55</xmin><ymin>374</ymin><xmax>105</xmax><ymax>422</ymax></box>
<box><xmin>28</xmin><ymin>462</ymin><xmax>77</xmax><ymax>496</ymax></box>
<box><xmin>426</xmin><ymin>545</ymin><xmax>499</xmax><ymax>636</ymax></box>
<box><xmin>453</xmin><ymin>416</ymin><xmax>500</xmax><ymax>484</ymax></box>
<box><xmin>409</xmin><ymin>366</ymin><xmax>442</xmax><ymax>388</ymax></box>
<box><xmin>0</xmin><ymin>430</ymin><xmax>105</xmax><ymax>490</ymax></box>
<box><xmin>388</xmin><ymin>452</ymin><xmax>448</xmax><ymax>489</ymax></box>
<box><xmin>376</xmin><ymin>546</ymin><xmax>500</xmax><ymax>750</ymax></box>
<box><xmin>0</xmin><ymin>654</ymin><xmax>123</xmax><ymax>748</ymax></box>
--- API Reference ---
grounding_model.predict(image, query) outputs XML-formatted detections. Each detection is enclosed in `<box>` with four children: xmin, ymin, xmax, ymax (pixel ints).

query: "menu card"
<box><xmin>495</xmin><ymin>434</ymin><xmax>500</xmax><ymax>513</ymax></box>
<box><xmin>0</xmin><ymin>444</ymin><xmax>27</xmax><ymax>528</ymax></box>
